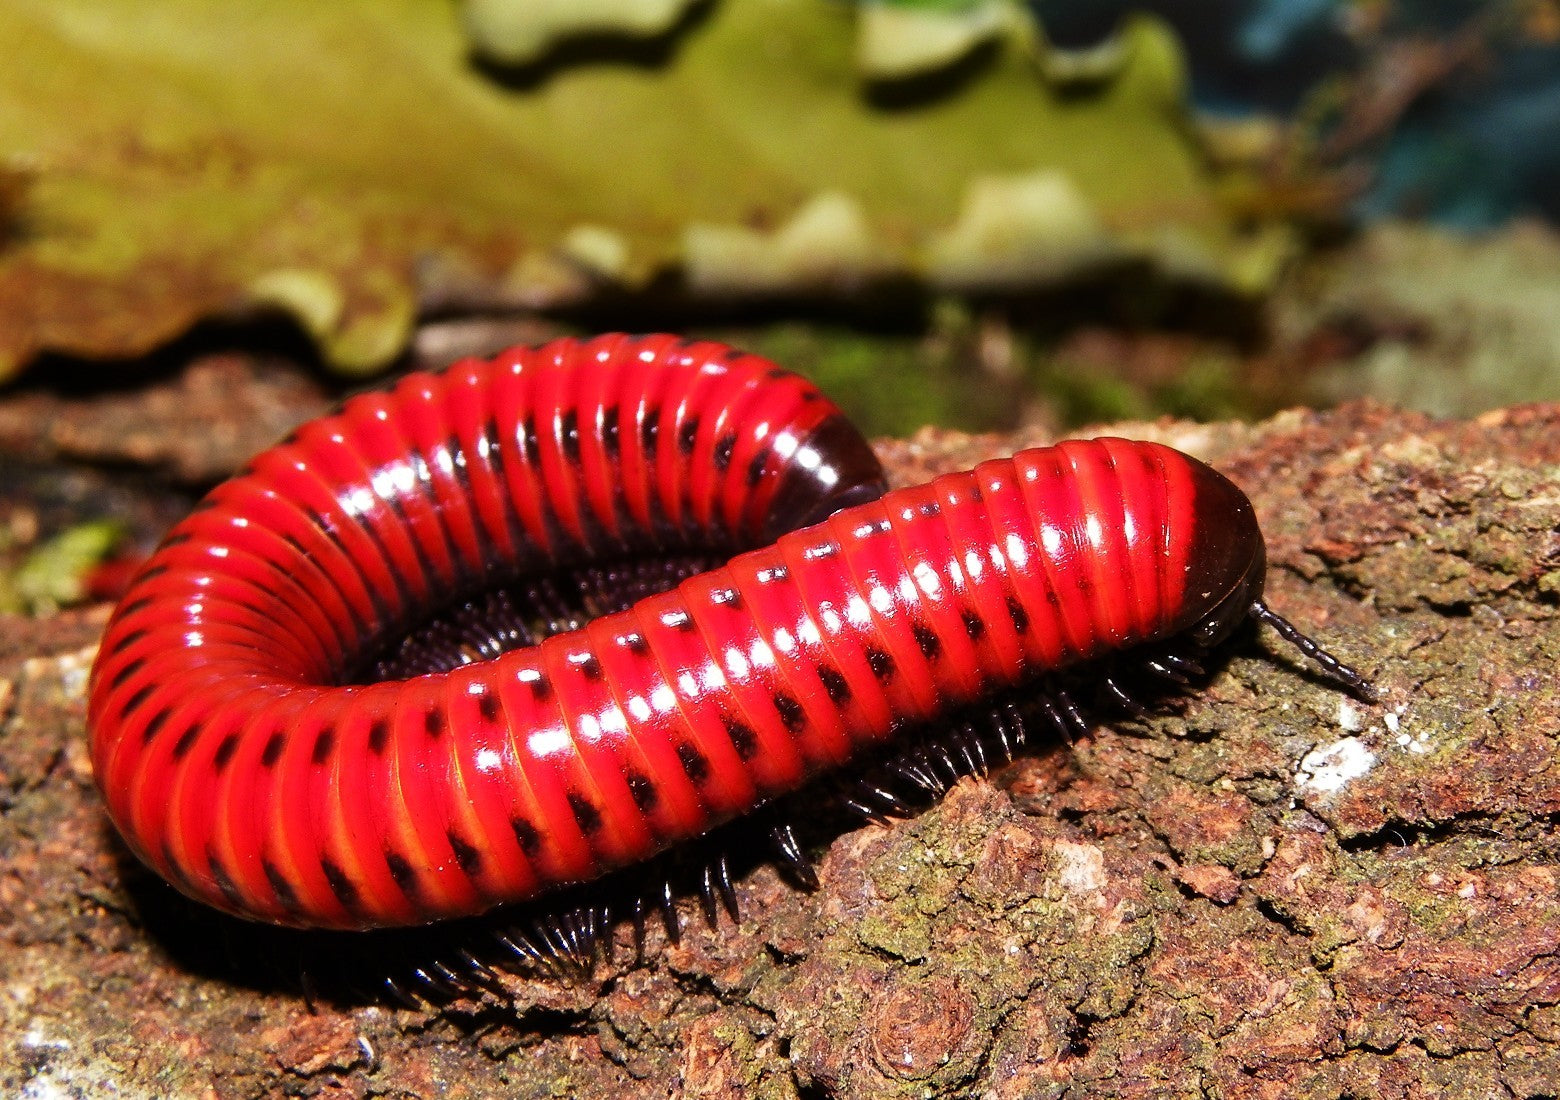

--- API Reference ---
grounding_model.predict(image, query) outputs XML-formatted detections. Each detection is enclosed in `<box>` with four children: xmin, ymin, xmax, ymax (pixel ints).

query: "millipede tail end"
<box><xmin>1249</xmin><ymin>600</ymin><xmax>1376</xmax><ymax>702</ymax></box>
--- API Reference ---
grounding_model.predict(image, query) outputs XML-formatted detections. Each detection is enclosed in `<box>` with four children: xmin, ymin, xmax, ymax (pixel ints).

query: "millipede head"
<box><xmin>1149</xmin><ymin>451</ymin><xmax>1374</xmax><ymax>703</ymax></box>
<box><xmin>1175</xmin><ymin>456</ymin><xmax>1269</xmax><ymax>650</ymax></box>
<box><xmin>761</xmin><ymin>413</ymin><xmax>888</xmax><ymax>540</ymax></box>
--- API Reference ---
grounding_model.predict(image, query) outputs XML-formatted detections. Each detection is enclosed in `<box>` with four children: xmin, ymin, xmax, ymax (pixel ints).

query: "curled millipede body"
<box><xmin>87</xmin><ymin>333</ymin><xmax>1370</xmax><ymax>933</ymax></box>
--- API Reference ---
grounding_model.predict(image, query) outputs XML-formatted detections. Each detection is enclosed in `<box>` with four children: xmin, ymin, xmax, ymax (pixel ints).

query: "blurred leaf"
<box><xmin>1</xmin><ymin>520</ymin><xmax>124</xmax><ymax>616</ymax></box>
<box><xmin>855</xmin><ymin>0</ymin><xmax>1018</xmax><ymax>78</ymax></box>
<box><xmin>0</xmin><ymin>1</ymin><xmax>1262</xmax><ymax>380</ymax></box>
<box><xmin>462</xmin><ymin>0</ymin><xmax>701</xmax><ymax>65</ymax></box>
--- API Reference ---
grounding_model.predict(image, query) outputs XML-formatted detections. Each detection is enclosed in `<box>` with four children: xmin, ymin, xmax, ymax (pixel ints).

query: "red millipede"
<box><xmin>87</xmin><ymin>332</ymin><xmax>1371</xmax><ymax>937</ymax></box>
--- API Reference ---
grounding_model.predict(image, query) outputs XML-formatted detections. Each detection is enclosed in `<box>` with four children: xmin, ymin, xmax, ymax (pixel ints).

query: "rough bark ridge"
<box><xmin>3</xmin><ymin>401</ymin><xmax>1558</xmax><ymax>1099</ymax></box>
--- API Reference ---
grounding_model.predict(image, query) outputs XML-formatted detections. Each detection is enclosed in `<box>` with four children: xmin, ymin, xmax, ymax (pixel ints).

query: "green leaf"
<box><xmin>0</xmin><ymin>1</ymin><xmax>1264</xmax><ymax>379</ymax></box>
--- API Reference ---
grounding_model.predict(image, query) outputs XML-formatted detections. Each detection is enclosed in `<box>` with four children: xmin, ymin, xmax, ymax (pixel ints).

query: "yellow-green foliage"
<box><xmin>0</xmin><ymin>1</ymin><xmax>1273</xmax><ymax>379</ymax></box>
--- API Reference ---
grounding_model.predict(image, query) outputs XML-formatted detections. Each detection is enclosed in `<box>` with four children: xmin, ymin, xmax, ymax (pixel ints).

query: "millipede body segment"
<box><xmin>88</xmin><ymin>333</ymin><xmax>1361</xmax><ymax>931</ymax></box>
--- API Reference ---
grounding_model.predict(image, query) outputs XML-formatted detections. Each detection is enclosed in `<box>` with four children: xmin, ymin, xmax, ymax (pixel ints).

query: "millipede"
<box><xmin>87</xmin><ymin>332</ymin><xmax>1372</xmax><ymax>987</ymax></box>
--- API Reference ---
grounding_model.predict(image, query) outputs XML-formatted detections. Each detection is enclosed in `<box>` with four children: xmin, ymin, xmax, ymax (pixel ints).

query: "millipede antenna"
<box><xmin>1250</xmin><ymin>600</ymin><xmax>1376</xmax><ymax>702</ymax></box>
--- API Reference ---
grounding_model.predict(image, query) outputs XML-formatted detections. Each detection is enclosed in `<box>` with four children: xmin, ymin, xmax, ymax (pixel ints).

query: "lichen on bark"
<box><xmin>3</xmin><ymin>401</ymin><xmax>1559</xmax><ymax>1098</ymax></box>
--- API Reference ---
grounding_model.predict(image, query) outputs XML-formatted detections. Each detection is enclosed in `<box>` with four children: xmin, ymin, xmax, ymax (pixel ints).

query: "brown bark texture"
<box><xmin>3</xmin><ymin>400</ymin><xmax>1559</xmax><ymax>1099</ymax></box>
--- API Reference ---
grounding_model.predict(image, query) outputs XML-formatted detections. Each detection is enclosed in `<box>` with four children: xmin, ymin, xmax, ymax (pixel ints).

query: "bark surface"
<box><xmin>4</xmin><ymin>401</ymin><xmax>1558</xmax><ymax>1099</ymax></box>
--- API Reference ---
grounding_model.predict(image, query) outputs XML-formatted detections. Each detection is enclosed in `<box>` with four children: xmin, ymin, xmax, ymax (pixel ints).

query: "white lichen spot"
<box><xmin>1052</xmin><ymin>839</ymin><xmax>1106</xmax><ymax>896</ymax></box>
<box><xmin>1295</xmin><ymin>737</ymin><xmax>1377</xmax><ymax>796</ymax></box>
<box><xmin>1383</xmin><ymin>711</ymin><xmax>1401</xmax><ymax>735</ymax></box>
<box><xmin>1338</xmin><ymin>699</ymin><xmax>1363</xmax><ymax>732</ymax></box>
<box><xmin>21</xmin><ymin>1078</ymin><xmax>74</xmax><ymax>1100</ymax></box>
<box><xmin>23</xmin><ymin>1029</ymin><xmax>69</xmax><ymax>1052</ymax></box>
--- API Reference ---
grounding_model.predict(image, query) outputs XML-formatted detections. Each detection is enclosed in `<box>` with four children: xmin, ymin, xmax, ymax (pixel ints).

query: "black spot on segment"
<box><xmin>913</xmin><ymin>622</ymin><xmax>942</xmax><ymax>660</ymax></box>
<box><xmin>320</xmin><ymin>858</ymin><xmax>359</xmax><ymax>909</ymax></box>
<box><xmin>866</xmin><ymin>647</ymin><xmax>896</xmax><ymax>682</ymax></box>
<box><xmin>172</xmin><ymin>726</ymin><xmax>200</xmax><ymax>761</ymax></box>
<box><xmin>710</xmin><ymin>587</ymin><xmax>742</xmax><ymax>607</ymax></box>
<box><xmin>260</xmin><ymin>732</ymin><xmax>286</xmax><ymax>767</ymax></box>
<box><xmin>627</xmin><ymin>771</ymin><xmax>658</xmax><ymax>812</ymax></box>
<box><xmin>207</xmin><ymin>851</ymin><xmax>244</xmax><ymax>908</ymax></box>
<box><xmin>1007</xmin><ymin>596</ymin><xmax>1030</xmax><ymax>634</ymax></box>
<box><xmin>641</xmin><ymin>408</ymin><xmax>661</xmax><ymax>450</ymax></box>
<box><xmin>263</xmin><ymin>860</ymin><xmax>299</xmax><ymax>909</ymax></box>
<box><xmin>723</xmin><ymin>715</ymin><xmax>758</xmax><ymax>760</ymax></box>
<box><xmin>521</xmin><ymin>416</ymin><xmax>540</xmax><ymax>464</ymax></box>
<box><xmin>624</xmin><ymin>632</ymin><xmax>649</xmax><ymax>655</ymax></box>
<box><xmin>560</xmin><ymin>409</ymin><xmax>581</xmax><ymax>462</ymax></box>
<box><xmin>818</xmin><ymin>666</ymin><xmax>851</xmax><ymax>705</ymax></box>
<box><xmin>142</xmin><ymin>708</ymin><xmax>171</xmax><ymax>745</ymax></box>
<box><xmin>368</xmin><ymin>719</ymin><xmax>390</xmax><ymax>754</ymax></box>
<box><xmin>714</xmin><ymin>433</ymin><xmax>737</xmax><ymax>471</ymax></box>
<box><xmin>662</xmin><ymin>608</ymin><xmax>694</xmax><ymax>631</ymax></box>
<box><xmin>118</xmin><ymin>596</ymin><xmax>154</xmax><ymax>617</ymax></box>
<box><xmin>963</xmin><ymin>609</ymin><xmax>986</xmax><ymax>641</ymax></box>
<box><xmin>678</xmin><ymin>417</ymin><xmax>700</xmax><ymax>455</ymax></box>
<box><xmin>746</xmin><ymin>451</ymin><xmax>769</xmax><ymax>487</ymax></box>
<box><xmin>213</xmin><ymin>733</ymin><xmax>240</xmax><ymax>772</ymax></box>
<box><xmin>311</xmin><ymin>728</ymin><xmax>335</xmax><ymax>765</ymax></box>
<box><xmin>447</xmin><ymin>830</ymin><xmax>482</xmax><ymax>875</ymax></box>
<box><xmin>528</xmin><ymin>673</ymin><xmax>553</xmax><ymax>703</ymax></box>
<box><xmin>774</xmin><ymin>691</ymin><xmax>806</xmax><ymax>733</ymax></box>
<box><xmin>678</xmin><ymin>742</ymin><xmax>710</xmax><ymax>783</ymax></box>
<box><xmin>602</xmin><ymin>407</ymin><xmax>621</xmax><ymax>455</ymax></box>
<box><xmin>109</xmin><ymin>657</ymin><xmax>147</xmax><ymax>692</ymax></box>
<box><xmin>918</xmin><ymin>500</ymin><xmax>941</xmax><ymax>517</ymax></box>
<box><xmin>568</xmin><ymin>793</ymin><xmax>603</xmax><ymax>835</ymax></box>
<box><xmin>476</xmin><ymin>689</ymin><xmax>500</xmax><ymax>723</ymax></box>
<box><xmin>510</xmin><ymin>816</ymin><xmax>541</xmax><ymax>857</ymax></box>
<box><xmin>123</xmin><ymin>683</ymin><xmax>156</xmax><ymax>714</ymax></box>
<box><xmin>384</xmin><ymin>851</ymin><xmax>417</xmax><ymax>896</ymax></box>
<box><xmin>158</xmin><ymin>841</ymin><xmax>187</xmax><ymax>891</ymax></box>
<box><xmin>447</xmin><ymin>434</ymin><xmax>470</xmax><ymax>491</ymax></box>
<box><xmin>577</xmin><ymin>654</ymin><xmax>603</xmax><ymax>680</ymax></box>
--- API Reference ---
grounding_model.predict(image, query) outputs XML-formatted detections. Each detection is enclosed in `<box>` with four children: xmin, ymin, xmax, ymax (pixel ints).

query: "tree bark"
<box><xmin>4</xmin><ymin>401</ymin><xmax>1558</xmax><ymax>1099</ymax></box>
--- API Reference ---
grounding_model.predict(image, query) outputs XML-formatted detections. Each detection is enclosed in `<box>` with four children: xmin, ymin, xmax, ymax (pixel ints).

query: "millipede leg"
<box><xmin>1144</xmin><ymin>658</ymin><xmax>1192</xmax><ymax>686</ymax></box>
<box><xmin>658</xmin><ymin>878</ymin><xmax>681</xmax><ymax>946</ymax></box>
<box><xmin>1102</xmin><ymin>674</ymin><xmax>1152</xmax><ymax>719</ymax></box>
<box><xmin>1054</xmin><ymin>689</ymin><xmax>1090</xmax><ymax>739</ymax></box>
<box><xmin>714</xmin><ymin>853</ymin><xmax>741</xmax><ymax>923</ymax></box>
<box><xmin>597</xmin><ymin>903</ymin><xmax>616</xmax><ymax>965</ymax></box>
<box><xmin>458</xmin><ymin>947</ymin><xmax>504</xmax><ymax>991</ymax></box>
<box><xmin>698</xmin><ymin>863</ymin><xmax>720</xmax><ymax>928</ymax></box>
<box><xmin>382</xmin><ymin>975</ymin><xmax>426</xmax><ymax>1011</ymax></box>
<box><xmin>888</xmin><ymin>752</ymin><xmax>944</xmax><ymax>796</ymax></box>
<box><xmin>769</xmin><ymin>823</ymin><xmax>819</xmax><ymax>890</ymax></box>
